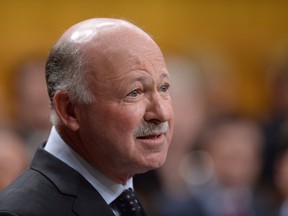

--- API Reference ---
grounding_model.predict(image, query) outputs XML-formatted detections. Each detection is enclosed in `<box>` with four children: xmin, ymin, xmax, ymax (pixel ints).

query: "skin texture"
<box><xmin>53</xmin><ymin>18</ymin><xmax>174</xmax><ymax>184</ymax></box>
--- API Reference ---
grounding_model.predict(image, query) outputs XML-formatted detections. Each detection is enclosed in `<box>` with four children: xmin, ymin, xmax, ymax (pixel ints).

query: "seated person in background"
<box><xmin>0</xmin><ymin>129</ymin><xmax>29</xmax><ymax>191</ymax></box>
<box><xmin>157</xmin><ymin>116</ymin><xmax>276</xmax><ymax>216</ymax></box>
<box><xmin>12</xmin><ymin>57</ymin><xmax>51</xmax><ymax>154</ymax></box>
<box><xmin>273</xmin><ymin>122</ymin><xmax>288</xmax><ymax>216</ymax></box>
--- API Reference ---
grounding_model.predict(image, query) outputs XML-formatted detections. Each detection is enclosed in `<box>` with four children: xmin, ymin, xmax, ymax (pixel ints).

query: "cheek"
<box><xmin>168</xmin><ymin>105</ymin><xmax>175</xmax><ymax>137</ymax></box>
<box><xmin>107</xmin><ymin>104</ymin><xmax>145</xmax><ymax>135</ymax></box>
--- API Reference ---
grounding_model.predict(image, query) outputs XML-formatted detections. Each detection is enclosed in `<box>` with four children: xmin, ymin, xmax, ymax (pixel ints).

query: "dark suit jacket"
<box><xmin>0</xmin><ymin>149</ymin><xmax>115</xmax><ymax>216</ymax></box>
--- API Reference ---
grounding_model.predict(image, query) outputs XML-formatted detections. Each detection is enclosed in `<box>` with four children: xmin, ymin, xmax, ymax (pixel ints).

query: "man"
<box><xmin>0</xmin><ymin>18</ymin><xmax>174</xmax><ymax>216</ymax></box>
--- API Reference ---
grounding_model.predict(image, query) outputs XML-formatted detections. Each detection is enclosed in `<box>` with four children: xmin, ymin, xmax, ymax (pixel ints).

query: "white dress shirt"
<box><xmin>44</xmin><ymin>126</ymin><xmax>133</xmax><ymax>214</ymax></box>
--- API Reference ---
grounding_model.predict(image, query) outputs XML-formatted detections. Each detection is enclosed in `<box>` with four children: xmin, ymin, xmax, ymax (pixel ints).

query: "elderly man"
<box><xmin>0</xmin><ymin>18</ymin><xmax>174</xmax><ymax>216</ymax></box>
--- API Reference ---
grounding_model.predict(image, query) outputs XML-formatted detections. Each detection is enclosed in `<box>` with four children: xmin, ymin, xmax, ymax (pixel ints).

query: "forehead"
<box><xmin>83</xmin><ymin>27</ymin><xmax>168</xmax><ymax>82</ymax></box>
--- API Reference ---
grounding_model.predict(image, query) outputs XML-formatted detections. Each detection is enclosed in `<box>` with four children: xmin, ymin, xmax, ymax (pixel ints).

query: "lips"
<box><xmin>136</xmin><ymin>133</ymin><xmax>166</xmax><ymax>148</ymax></box>
<box><xmin>137</xmin><ymin>134</ymin><xmax>162</xmax><ymax>139</ymax></box>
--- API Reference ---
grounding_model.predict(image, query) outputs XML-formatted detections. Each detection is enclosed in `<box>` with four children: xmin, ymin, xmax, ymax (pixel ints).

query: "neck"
<box><xmin>55</xmin><ymin>125</ymin><xmax>133</xmax><ymax>185</ymax></box>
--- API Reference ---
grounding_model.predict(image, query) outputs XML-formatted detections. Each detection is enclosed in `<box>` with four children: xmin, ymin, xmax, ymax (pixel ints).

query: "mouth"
<box><xmin>135</xmin><ymin>133</ymin><xmax>167</xmax><ymax>149</ymax></box>
<box><xmin>136</xmin><ymin>134</ymin><xmax>162</xmax><ymax>139</ymax></box>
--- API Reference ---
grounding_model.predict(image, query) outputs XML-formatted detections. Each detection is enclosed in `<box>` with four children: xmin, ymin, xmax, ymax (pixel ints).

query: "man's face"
<box><xmin>74</xmin><ymin>29</ymin><xmax>174</xmax><ymax>180</ymax></box>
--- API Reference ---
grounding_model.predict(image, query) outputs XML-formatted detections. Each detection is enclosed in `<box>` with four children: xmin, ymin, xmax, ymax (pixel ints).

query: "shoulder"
<box><xmin>0</xmin><ymin>169</ymin><xmax>47</xmax><ymax>212</ymax></box>
<box><xmin>0</xmin><ymin>168</ymin><xmax>75</xmax><ymax>216</ymax></box>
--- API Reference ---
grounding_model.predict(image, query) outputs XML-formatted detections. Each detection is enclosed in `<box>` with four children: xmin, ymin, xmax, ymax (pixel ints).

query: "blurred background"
<box><xmin>1</xmin><ymin>1</ymin><xmax>288</xmax><ymax>215</ymax></box>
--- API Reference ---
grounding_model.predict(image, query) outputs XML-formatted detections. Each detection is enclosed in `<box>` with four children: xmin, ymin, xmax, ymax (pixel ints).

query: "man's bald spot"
<box><xmin>59</xmin><ymin>18</ymin><xmax>154</xmax><ymax>47</ymax></box>
<box><xmin>55</xmin><ymin>18</ymin><xmax>165</xmax><ymax>83</ymax></box>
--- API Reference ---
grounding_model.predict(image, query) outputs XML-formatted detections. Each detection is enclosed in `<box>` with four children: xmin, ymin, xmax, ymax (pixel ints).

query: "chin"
<box><xmin>136</xmin><ymin>153</ymin><xmax>167</xmax><ymax>174</ymax></box>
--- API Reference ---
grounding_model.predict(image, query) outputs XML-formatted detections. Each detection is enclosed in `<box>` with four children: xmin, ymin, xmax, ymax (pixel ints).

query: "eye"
<box><xmin>128</xmin><ymin>89</ymin><xmax>141</xmax><ymax>98</ymax></box>
<box><xmin>129</xmin><ymin>90</ymin><xmax>138</xmax><ymax>97</ymax></box>
<box><xmin>160</xmin><ymin>84</ymin><xmax>169</xmax><ymax>93</ymax></box>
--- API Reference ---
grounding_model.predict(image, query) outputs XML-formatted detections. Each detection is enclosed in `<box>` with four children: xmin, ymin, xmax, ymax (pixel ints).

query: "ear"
<box><xmin>53</xmin><ymin>91</ymin><xmax>80</xmax><ymax>131</ymax></box>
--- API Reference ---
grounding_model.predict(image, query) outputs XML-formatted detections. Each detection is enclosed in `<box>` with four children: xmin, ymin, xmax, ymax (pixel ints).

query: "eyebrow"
<box><xmin>126</xmin><ymin>70</ymin><xmax>170</xmax><ymax>86</ymax></box>
<box><xmin>159</xmin><ymin>71</ymin><xmax>170</xmax><ymax>80</ymax></box>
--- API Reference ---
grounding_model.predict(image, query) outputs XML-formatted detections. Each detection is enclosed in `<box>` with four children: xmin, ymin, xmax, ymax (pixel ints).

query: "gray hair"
<box><xmin>45</xmin><ymin>41</ymin><xmax>95</xmax><ymax>125</ymax></box>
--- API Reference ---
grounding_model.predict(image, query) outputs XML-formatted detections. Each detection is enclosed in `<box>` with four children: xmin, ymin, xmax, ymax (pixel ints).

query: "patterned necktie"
<box><xmin>111</xmin><ymin>188</ymin><xmax>147</xmax><ymax>216</ymax></box>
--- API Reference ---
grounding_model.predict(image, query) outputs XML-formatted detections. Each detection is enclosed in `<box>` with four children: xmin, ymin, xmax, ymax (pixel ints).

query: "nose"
<box><xmin>144</xmin><ymin>93</ymin><xmax>172</xmax><ymax>123</ymax></box>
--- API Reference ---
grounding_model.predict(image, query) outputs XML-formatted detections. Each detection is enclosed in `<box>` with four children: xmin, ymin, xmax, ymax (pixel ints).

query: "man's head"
<box><xmin>45</xmin><ymin>18</ymin><xmax>174</xmax><ymax>183</ymax></box>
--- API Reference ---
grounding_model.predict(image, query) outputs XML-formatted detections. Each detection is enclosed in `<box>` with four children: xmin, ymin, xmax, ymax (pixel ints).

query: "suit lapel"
<box><xmin>31</xmin><ymin>149</ymin><xmax>115</xmax><ymax>216</ymax></box>
<box><xmin>72</xmin><ymin>176</ymin><xmax>115</xmax><ymax>216</ymax></box>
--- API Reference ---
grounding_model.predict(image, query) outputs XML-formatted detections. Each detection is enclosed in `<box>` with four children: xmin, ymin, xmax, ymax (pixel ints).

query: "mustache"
<box><xmin>133</xmin><ymin>121</ymin><xmax>169</xmax><ymax>137</ymax></box>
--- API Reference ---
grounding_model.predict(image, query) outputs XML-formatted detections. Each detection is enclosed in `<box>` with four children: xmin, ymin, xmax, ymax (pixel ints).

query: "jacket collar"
<box><xmin>31</xmin><ymin>149</ymin><xmax>115</xmax><ymax>216</ymax></box>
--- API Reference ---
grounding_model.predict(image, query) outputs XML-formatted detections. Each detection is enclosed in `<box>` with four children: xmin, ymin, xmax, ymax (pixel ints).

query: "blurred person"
<box><xmin>199</xmin><ymin>51</ymin><xmax>239</xmax><ymax>119</ymax></box>
<box><xmin>275</xmin><ymin>143</ymin><xmax>288</xmax><ymax>216</ymax></box>
<box><xmin>271</xmin><ymin>121</ymin><xmax>288</xmax><ymax>216</ymax></box>
<box><xmin>12</xmin><ymin>57</ymin><xmax>51</xmax><ymax>154</ymax></box>
<box><xmin>157</xmin><ymin>116</ymin><xmax>275</xmax><ymax>216</ymax></box>
<box><xmin>158</xmin><ymin>55</ymin><xmax>207</xmax><ymax>196</ymax></box>
<box><xmin>261</xmin><ymin>55</ymin><xmax>288</xmax><ymax>197</ymax></box>
<box><xmin>0</xmin><ymin>18</ymin><xmax>174</xmax><ymax>216</ymax></box>
<box><xmin>0</xmin><ymin>129</ymin><xmax>29</xmax><ymax>191</ymax></box>
<box><xmin>0</xmin><ymin>85</ymin><xmax>13</xmax><ymax>127</ymax></box>
<box><xmin>134</xmin><ymin>55</ymin><xmax>207</xmax><ymax>214</ymax></box>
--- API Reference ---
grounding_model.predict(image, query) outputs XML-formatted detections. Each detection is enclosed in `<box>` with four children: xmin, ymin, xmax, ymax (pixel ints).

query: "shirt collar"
<box><xmin>44</xmin><ymin>126</ymin><xmax>133</xmax><ymax>204</ymax></box>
